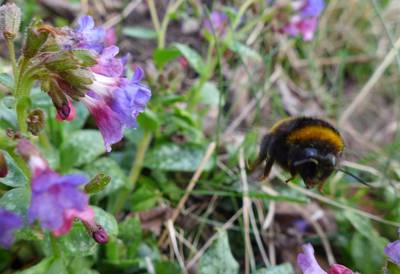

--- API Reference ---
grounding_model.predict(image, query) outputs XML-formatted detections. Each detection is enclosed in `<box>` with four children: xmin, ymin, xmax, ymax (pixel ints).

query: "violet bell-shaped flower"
<box><xmin>17</xmin><ymin>139</ymin><xmax>94</xmax><ymax>236</ymax></box>
<box><xmin>0</xmin><ymin>208</ymin><xmax>22</xmax><ymax>249</ymax></box>
<box><xmin>297</xmin><ymin>244</ymin><xmax>355</xmax><ymax>274</ymax></box>
<box><xmin>385</xmin><ymin>238</ymin><xmax>400</xmax><ymax>266</ymax></box>
<box><xmin>283</xmin><ymin>0</ymin><xmax>325</xmax><ymax>41</ymax></box>
<box><xmin>203</xmin><ymin>11</ymin><xmax>229</xmax><ymax>36</ymax></box>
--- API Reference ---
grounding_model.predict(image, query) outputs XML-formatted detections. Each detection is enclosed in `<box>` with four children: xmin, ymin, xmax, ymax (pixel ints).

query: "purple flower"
<box><xmin>297</xmin><ymin>244</ymin><xmax>327</xmax><ymax>274</ymax></box>
<box><xmin>90</xmin><ymin>46</ymin><xmax>124</xmax><ymax>77</ymax></box>
<box><xmin>203</xmin><ymin>11</ymin><xmax>229</xmax><ymax>36</ymax></box>
<box><xmin>0</xmin><ymin>208</ymin><xmax>22</xmax><ymax>249</ymax></box>
<box><xmin>385</xmin><ymin>240</ymin><xmax>400</xmax><ymax>266</ymax></box>
<box><xmin>300</xmin><ymin>0</ymin><xmax>325</xmax><ymax>17</ymax></box>
<box><xmin>28</xmin><ymin>170</ymin><xmax>91</xmax><ymax>236</ymax></box>
<box><xmin>297</xmin><ymin>244</ymin><xmax>355</xmax><ymax>274</ymax></box>
<box><xmin>283</xmin><ymin>0</ymin><xmax>325</xmax><ymax>41</ymax></box>
<box><xmin>75</xmin><ymin>15</ymin><xmax>106</xmax><ymax>52</ymax></box>
<box><xmin>17</xmin><ymin>139</ymin><xmax>94</xmax><ymax>236</ymax></box>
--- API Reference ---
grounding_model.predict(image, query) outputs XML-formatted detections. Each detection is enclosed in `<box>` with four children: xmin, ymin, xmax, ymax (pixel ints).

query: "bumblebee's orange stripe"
<box><xmin>287</xmin><ymin>125</ymin><xmax>344</xmax><ymax>152</ymax></box>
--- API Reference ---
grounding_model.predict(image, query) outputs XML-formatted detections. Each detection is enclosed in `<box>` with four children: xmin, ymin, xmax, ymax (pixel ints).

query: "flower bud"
<box><xmin>23</xmin><ymin>19</ymin><xmax>49</xmax><ymax>58</ymax></box>
<box><xmin>0</xmin><ymin>3</ymin><xmax>21</xmax><ymax>40</ymax></box>
<box><xmin>27</xmin><ymin>109</ymin><xmax>45</xmax><ymax>136</ymax></box>
<box><xmin>84</xmin><ymin>173</ymin><xmax>111</xmax><ymax>194</ymax></box>
<box><xmin>0</xmin><ymin>152</ymin><xmax>8</xmax><ymax>178</ymax></box>
<box><xmin>56</xmin><ymin>100</ymin><xmax>76</xmax><ymax>122</ymax></box>
<box><xmin>92</xmin><ymin>225</ymin><xmax>109</xmax><ymax>244</ymax></box>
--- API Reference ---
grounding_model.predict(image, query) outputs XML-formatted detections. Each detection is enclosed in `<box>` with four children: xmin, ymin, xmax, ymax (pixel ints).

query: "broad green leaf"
<box><xmin>15</xmin><ymin>257</ymin><xmax>54</xmax><ymax>274</ymax></box>
<box><xmin>60</xmin><ymin>130</ymin><xmax>105</xmax><ymax>170</ymax></box>
<box><xmin>351</xmin><ymin>233</ymin><xmax>385</xmax><ymax>274</ymax></box>
<box><xmin>84</xmin><ymin>157</ymin><xmax>127</xmax><ymax>196</ymax></box>
<box><xmin>197</xmin><ymin>230</ymin><xmax>239</xmax><ymax>274</ymax></box>
<box><xmin>0</xmin><ymin>150</ymin><xmax>28</xmax><ymax>187</ymax></box>
<box><xmin>153</xmin><ymin>47</ymin><xmax>181</xmax><ymax>69</ymax></box>
<box><xmin>137</xmin><ymin>109</ymin><xmax>160</xmax><ymax>132</ymax></box>
<box><xmin>387</xmin><ymin>261</ymin><xmax>400</xmax><ymax>274</ymax></box>
<box><xmin>119</xmin><ymin>217</ymin><xmax>142</xmax><ymax>257</ymax></box>
<box><xmin>131</xmin><ymin>184</ymin><xmax>160</xmax><ymax>212</ymax></box>
<box><xmin>144</xmin><ymin>143</ymin><xmax>214</xmax><ymax>172</ymax></box>
<box><xmin>173</xmin><ymin>43</ymin><xmax>205</xmax><ymax>75</ymax></box>
<box><xmin>154</xmin><ymin>261</ymin><xmax>180</xmax><ymax>274</ymax></box>
<box><xmin>93</xmin><ymin>206</ymin><xmax>118</xmax><ymax>237</ymax></box>
<box><xmin>0</xmin><ymin>187</ymin><xmax>30</xmax><ymax>220</ymax></box>
<box><xmin>59</xmin><ymin>222</ymin><xmax>97</xmax><ymax>256</ymax></box>
<box><xmin>122</xmin><ymin>27</ymin><xmax>157</xmax><ymax>39</ymax></box>
<box><xmin>200</xmin><ymin>81</ymin><xmax>221</xmax><ymax>106</ymax></box>
<box><xmin>46</xmin><ymin>258</ymin><xmax>68</xmax><ymax>274</ymax></box>
<box><xmin>0</xmin><ymin>96</ymin><xmax>17</xmax><ymax>128</ymax></box>
<box><xmin>0</xmin><ymin>73</ymin><xmax>13</xmax><ymax>89</ymax></box>
<box><xmin>253</xmin><ymin>263</ymin><xmax>294</xmax><ymax>274</ymax></box>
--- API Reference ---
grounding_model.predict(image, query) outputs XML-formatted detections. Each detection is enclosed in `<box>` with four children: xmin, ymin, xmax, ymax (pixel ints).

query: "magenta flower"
<box><xmin>17</xmin><ymin>139</ymin><xmax>94</xmax><ymax>236</ymax></box>
<box><xmin>203</xmin><ymin>11</ymin><xmax>229</xmax><ymax>36</ymax></box>
<box><xmin>283</xmin><ymin>0</ymin><xmax>325</xmax><ymax>41</ymax></box>
<box><xmin>0</xmin><ymin>208</ymin><xmax>22</xmax><ymax>249</ymax></box>
<box><xmin>385</xmin><ymin>240</ymin><xmax>400</xmax><ymax>266</ymax></box>
<box><xmin>297</xmin><ymin>244</ymin><xmax>355</xmax><ymax>274</ymax></box>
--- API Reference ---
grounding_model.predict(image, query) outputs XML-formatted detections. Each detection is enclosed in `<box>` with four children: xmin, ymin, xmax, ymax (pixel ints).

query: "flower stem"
<box><xmin>5</xmin><ymin>38</ymin><xmax>17</xmax><ymax>85</ymax></box>
<box><xmin>50</xmin><ymin>234</ymin><xmax>61</xmax><ymax>258</ymax></box>
<box><xmin>112</xmin><ymin>130</ymin><xmax>152</xmax><ymax>214</ymax></box>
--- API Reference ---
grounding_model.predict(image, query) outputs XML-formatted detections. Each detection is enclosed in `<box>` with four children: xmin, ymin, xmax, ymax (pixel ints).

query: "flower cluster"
<box><xmin>24</xmin><ymin>16</ymin><xmax>151</xmax><ymax>151</ymax></box>
<box><xmin>297</xmin><ymin>244</ymin><xmax>356</xmax><ymax>274</ymax></box>
<box><xmin>281</xmin><ymin>0</ymin><xmax>325</xmax><ymax>41</ymax></box>
<box><xmin>16</xmin><ymin>139</ymin><xmax>104</xmax><ymax>239</ymax></box>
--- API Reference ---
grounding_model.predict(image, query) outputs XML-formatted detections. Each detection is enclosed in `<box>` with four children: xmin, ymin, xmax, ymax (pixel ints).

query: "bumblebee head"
<box><xmin>291</xmin><ymin>147</ymin><xmax>338</xmax><ymax>187</ymax></box>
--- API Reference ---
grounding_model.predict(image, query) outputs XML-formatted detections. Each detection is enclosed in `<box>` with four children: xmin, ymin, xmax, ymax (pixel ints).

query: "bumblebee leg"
<box><xmin>259</xmin><ymin>158</ymin><xmax>274</xmax><ymax>180</ymax></box>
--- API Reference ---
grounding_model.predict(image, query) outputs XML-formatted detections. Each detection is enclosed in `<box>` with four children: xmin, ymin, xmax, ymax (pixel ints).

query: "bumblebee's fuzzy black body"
<box><xmin>253</xmin><ymin>117</ymin><xmax>344</xmax><ymax>190</ymax></box>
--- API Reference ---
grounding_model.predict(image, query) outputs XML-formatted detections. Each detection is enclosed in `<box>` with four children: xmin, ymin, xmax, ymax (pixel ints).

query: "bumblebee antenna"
<box><xmin>337</xmin><ymin>168</ymin><xmax>371</xmax><ymax>187</ymax></box>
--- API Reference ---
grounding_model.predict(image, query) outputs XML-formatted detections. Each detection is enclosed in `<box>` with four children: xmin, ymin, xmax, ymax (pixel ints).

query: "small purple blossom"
<box><xmin>203</xmin><ymin>11</ymin><xmax>229</xmax><ymax>36</ymax></box>
<box><xmin>75</xmin><ymin>15</ymin><xmax>106</xmax><ymax>53</ymax></box>
<box><xmin>297</xmin><ymin>244</ymin><xmax>327</xmax><ymax>274</ymax></box>
<box><xmin>90</xmin><ymin>46</ymin><xmax>124</xmax><ymax>77</ymax></box>
<box><xmin>0</xmin><ymin>208</ymin><xmax>22</xmax><ymax>249</ymax></box>
<box><xmin>297</xmin><ymin>244</ymin><xmax>356</xmax><ymax>274</ymax></box>
<box><xmin>385</xmin><ymin>240</ymin><xmax>400</xmax><ymax>266</ymax></box>
<box><xmin>17</xmin><ymin>139</ymin><xmax>94</xmax><ymax>236</ymax></box>
<box><xmin>283</xmin><ymin>0</ymin><xmax>325</xmax><ymax>41</ymax></box>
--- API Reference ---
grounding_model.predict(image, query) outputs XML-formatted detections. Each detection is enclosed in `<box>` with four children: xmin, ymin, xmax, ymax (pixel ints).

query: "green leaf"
<box><xmin>173</xmin><ymin>43</ymin><xmax>205</xmax><ymax>75</ymax></box>
<box><xmin>60</xmin><ymin>130</ymin><xmax>105</xmax><ymax>170</ymax></box>
<box><xmin>351</xmin><ymin>233</ymin><xmax>385</xmax><ymax>274</ymax></box>
<box><xmin>131</xmin><ymin>184</ymin><xmax>160</xmax><ymax>211</ymax></box>
<box><xmin>197</xmin><ymin>229</ymin><xmax>239</xmax><ymax>274</ymax></box>
<box><xmin>93</xmin><ymin>206</ymin><xmax>118</xmax><ymax>237</ymax></box>
<box><xmin>253</xmin><ymin>263</ymin><xmax>294</xmax><ymax>274</ymax></box>
<box><xmin>0</xmin><ymin>96</ymin><xmax>17</xmax><ymax>128</ymax></box>
<box><xmin>0</xmin><ymin>150</ymin><xmax>28</xmax><ymax>187</ymax></box>
<box><xmin>122</xmin><ymin>27</ymin><xmax>157</xmax><ymax>39</ymax></box>
<box><xmin>15</xmin><ymin>257</ymin><xmax>54</xmax><ymax>274</ymax></box>
<box><xmin>137</xmin><ymin>109</ymin><xmax>160</xmax><ymax>132</ymax></box>
<box><xmin>153</xmin><ymin>47</ymin><xmax>181</xmax><ymax>69</ymax></box>
<box><xmin>200</xmin><ymin>82</ymin><xmax>221</xmax><ymax>106</ymax></box>
<box><xmin>0</xmin><ymin>73</ymin><xmax>13</xmax><ymax>89</ymax></box>
<box><xmin>387</xmin><ymin>261</ymin><xmax>400</xmax><ymax>274</ymax></box>
<box><xmin>144</xmin><ymin>143</ymin><xmax>214</xmax><ymax>172</ymax></box>
<box><xmin>84</xmin><ymin>157</ymin><xmax>127</xmax><ymax>196</ymax></box>
<box><xmin>0</xmin><ymin>187</ymin><xmax>30</xmax><ymax>221</ymax></box>
<box><xmin>59</xmin><ymin>222</ymin><xmax>97</xmax><ymax>256</ymax></box>
<box><xmin>228</xmin><ymin>41</ymin><xmax>262</xmax><ymax>61</ymax></box>
<box><xmin>155</xmin><ymin>261</ymin><xmax>180</xmax><ymax>274</ymax></box>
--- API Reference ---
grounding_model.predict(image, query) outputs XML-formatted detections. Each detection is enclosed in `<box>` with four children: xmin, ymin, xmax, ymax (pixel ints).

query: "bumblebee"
<box><xmin>251</xmin><ymin>117</ymin><xmax>345</xmax><ymax>191</ymax></box>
